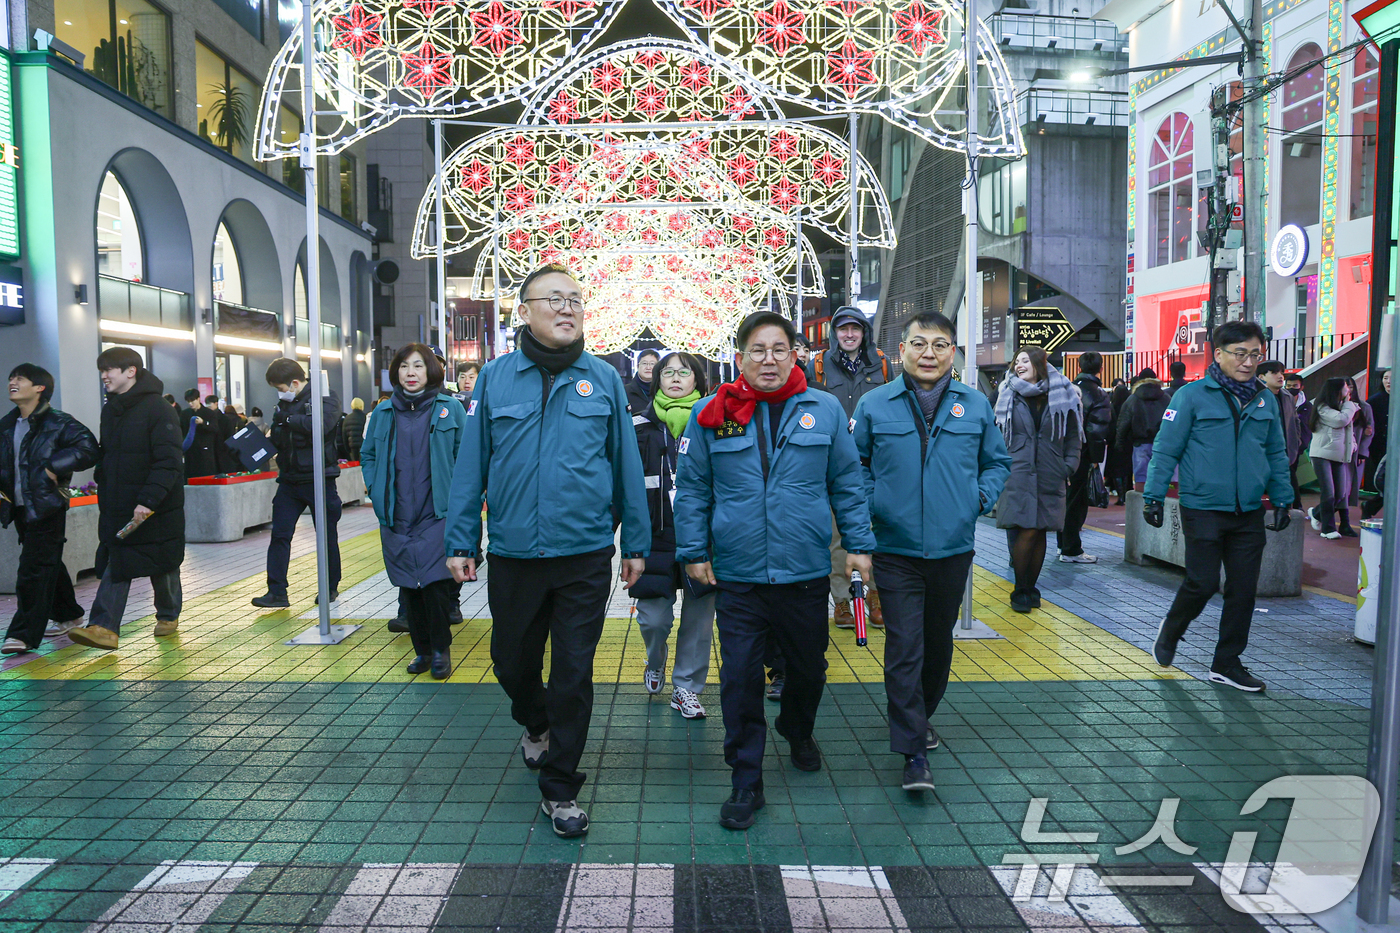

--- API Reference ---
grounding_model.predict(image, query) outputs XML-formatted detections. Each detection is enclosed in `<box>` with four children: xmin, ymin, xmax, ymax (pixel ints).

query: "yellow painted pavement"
<box><xmin>2</xmin><ymin>530</ymin><xmax>1185</xmax><ymax>685</ymax></box>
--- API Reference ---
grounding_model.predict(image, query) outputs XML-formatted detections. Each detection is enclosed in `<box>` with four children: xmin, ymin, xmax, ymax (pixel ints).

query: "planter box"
<box><xmin>0</xmin><ymin>503</ymin><xmax>100</xmax><ymax>593</ymax></box>
<box><xmin>1123</xmin><ymin>490</ymin><xmax>1303</xmax><ymax>597</ymax></box>
<box><xmin>185</xmin><ymin>474</ymin><xmax>279</xmax><ymax>543</ymax></box>
<box><xmin>337</xmin><ymin>465</ymin><xmax>364</xmax><ymax>506</ymax></box>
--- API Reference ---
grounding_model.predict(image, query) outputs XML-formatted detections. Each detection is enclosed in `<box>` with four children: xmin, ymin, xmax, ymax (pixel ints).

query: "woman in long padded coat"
<box><xmin>994</xmin><ymin>346</ymin><xmax>1082</xmax><ymax>614</ymax></box>
<box><xmin>360</xmin><ymin>343</ymin><xmax>467</xmax><ymax>680</ymax></box>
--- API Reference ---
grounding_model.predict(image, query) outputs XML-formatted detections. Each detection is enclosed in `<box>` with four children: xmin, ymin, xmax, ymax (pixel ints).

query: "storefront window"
<box><xmin>96</xmin><ymin>171</ymin><xmax>143</xmax><ymax>282</ymax></box>
<box><xmin>1147</xmin><ymin>112</ymin><xmax>1193</xmax><ymax>267</ymax></box>
<box><xmin>340</xmin><ymin>154</ymin><xmax>358</xmax><ymax>223</ymax></box>
<box><xmin>1280</xmin><ymin>43</ymin><xmax>1324</xmax><ymax>229</ymax></box>
<box><xmin>56</xmin><ymin>0</ymin><xmax>172</xmax><ymax>117</ymax></box>
<box><xmin>978</xmin><ymin>159</ymin><xmax>1027</xmax><ymax>237</ymax></box>
<box><xmin>1351</xmin><ymin>44</ymin><xmax>1380</xmax><ymax>220</ymax></box>
<box><xmin>196</xmin><ymin>41</ymin><xmax>260</xmax><ymax>166</ymax></box>
<box><xmin>212</xmin><ymin>223</ymin><xmax>243</xmax><ymax>304</ymax></box>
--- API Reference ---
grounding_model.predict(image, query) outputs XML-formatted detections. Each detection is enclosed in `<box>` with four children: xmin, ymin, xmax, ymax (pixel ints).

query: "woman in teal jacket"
<box><xmin>360</xmin><ymin>343</ymin><xmax>468</xmax><ymax>679</ymax></box>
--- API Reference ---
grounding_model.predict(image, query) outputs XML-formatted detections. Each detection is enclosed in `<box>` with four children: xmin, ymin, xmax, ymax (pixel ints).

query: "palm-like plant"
<box><xmin>207</xmin><ymin>83</ymin><xmax>251</xmax><ymax>152</ymax></box>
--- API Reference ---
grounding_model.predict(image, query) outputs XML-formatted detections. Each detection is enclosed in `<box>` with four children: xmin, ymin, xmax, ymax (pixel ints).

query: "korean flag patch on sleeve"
<box><xmin>1162</xmin><ymin>409</ymin><xmax>1177</xmax><ymax>422</ymax></box>
<box><xmin>678</xmin><ymin>437</ymin><xmax>691</xmax><ymax>455</ymax></box>
<box><xmin>467</xmin><ymin>400</ymin><xmax>479</xmax><ymax>417</ymax></box>
<box><xmin>849</xmin><ymin>417</ymin><xmax>856</xmax><ymax>434</ymax></box>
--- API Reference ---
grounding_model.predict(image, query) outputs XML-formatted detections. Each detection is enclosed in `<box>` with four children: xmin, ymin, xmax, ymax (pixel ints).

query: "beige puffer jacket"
<box><xmin>1309</xmin><ymin>401</ymin><xmax>1358</xmax><ymax>463</ymax></box>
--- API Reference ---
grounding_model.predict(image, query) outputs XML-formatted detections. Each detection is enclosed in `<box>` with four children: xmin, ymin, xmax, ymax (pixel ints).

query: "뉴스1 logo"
<box><xmin>576</xmin><ymin>380</ymin><xmax>594</xmax><ymax>397</ymax></box>
<box><xmin>799</xmin><ymin>413</ymin><xmax>816</xmax><ymax>429</ymax></box>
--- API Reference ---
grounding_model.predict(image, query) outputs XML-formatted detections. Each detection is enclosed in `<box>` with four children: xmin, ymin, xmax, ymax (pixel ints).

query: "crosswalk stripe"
<box><xmin>556</xmin><ymin>862</ymin><xmax>674</xmax><ymax>931</ymax></box>
<box><xmin>781</xmin><ymin>865</ymin><xmax>911</xmax><ymax>932</ymax></box>
<box><xmin>990</xmin><ymin>864</ymin><xmax>1142</xmax><ymax>928</ymax></box>
<box><xmin>317</xmin><ymin>862</ymin><xmax>461</xmax><ymax>932</ymax></box>
<box><xmin>82</xmin><ymin>859</ymin><xmax>258</xmax><ymax>932</ymax></box>
<box><xmin>0</xmin><ymin>858</ymin><xmax>55</xmax><ymax>903</ymax></box>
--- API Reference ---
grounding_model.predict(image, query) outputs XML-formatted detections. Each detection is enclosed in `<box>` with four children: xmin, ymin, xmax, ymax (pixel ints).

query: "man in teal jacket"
<box><xmin>446</xmin><ymin>264</ymin><xmax>650</xmax><ymax>839</ymax></box>
<box><xmin>675</xmin><ymin>311</ymin><xmax>874</xmax><ymax>831</ymax></box>
<box><xmin>1144</xmin><ymin>320</ymin><xmax>1293</xmax><ymax>693</ymax></box>
<box><xmin>852</xmin><ymin>311</ymin><xmax>1010</xmax><ymax>793</ymax></box>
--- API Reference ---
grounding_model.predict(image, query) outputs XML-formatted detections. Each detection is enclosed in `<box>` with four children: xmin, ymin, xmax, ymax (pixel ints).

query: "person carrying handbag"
<box><xmin>632</xmin><ymin>352</ymin><xmax>715</xmax><ymax>720</ymax></box>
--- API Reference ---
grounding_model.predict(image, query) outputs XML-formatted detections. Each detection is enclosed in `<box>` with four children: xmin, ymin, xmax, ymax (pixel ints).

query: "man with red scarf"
<box><xmin>674</xmin><ymin>311</ymin><xmax>875</xmax><ymax>831</ymax></box>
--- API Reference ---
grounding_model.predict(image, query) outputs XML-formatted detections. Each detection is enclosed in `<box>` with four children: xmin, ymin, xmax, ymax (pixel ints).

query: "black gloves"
<box><xmin>1143</xmin><ymin>499</ymin><xmax>1164</xmax><ymax>528</ymax></box>
<box><xmin>1266</xmin><ymin>507</ymin><xmax>1291</xmax><ymax>532</ymax></box>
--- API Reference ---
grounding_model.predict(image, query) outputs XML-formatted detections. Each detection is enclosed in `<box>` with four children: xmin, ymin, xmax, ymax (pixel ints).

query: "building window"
<box><xmin>212</xmin><ymin>222</ymin><xmax>243</xmax><ymax>304</ymax></box>
<box><xmin>1351</xmin><ymin>44</ymin><xmax>1380</xmax><ymax>220</ymax></box>
<box><xmin>294</xmin><ymin>261</ymin><xmax>307</xmax><ymax>319</ymax></box>
<box><xmin>196</xmin><ymin>41</ymin><xmax>260</xmax><ymax>166</ymax></box>
<box><xmin>978</xmin><ymin>158</ymin><xmax>1027</xmax><ymax>237</ymax></box>
<box><xmin>277</xmin><ymin>0</ymin><xmax>301</xmax><ymax>44</ymax></box>
<box><xmin>340</xmin><ymin>154</ymin><xmax>358</xmax><ymax>223</ymax></box>
<box><xmin>96</xmin><ymin>170</ymin><xmax>143</xmax><ymax>282</ymax></box>
<box><xmin>278</xmin><ymin>107</ymin><xmax>305</xmax><ymax>194</ymax></box>
<box><xmin>56</xmin><ymin>0</ymin><xmax>172</xmax><ymax>117</ymax></box>
<box><xmin>210</xmin><ymin>0</ymin><xmax>263</xmax><ymax>41</ymax></box>
<box><xmin>1147</xmin><ymin>112</ymin><xmax>1194</xmax><ymax>267</ymax></box>
<box><xmin>1280</xmin><ymin>43</ymin><xmax>1325</xmax><ymax>230</ymax></box>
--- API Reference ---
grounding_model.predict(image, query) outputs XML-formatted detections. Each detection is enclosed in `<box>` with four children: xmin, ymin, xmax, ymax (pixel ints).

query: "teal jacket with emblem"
<box><xmin>360</xmin><ymin>392</ymin><xmax>467</xmax><ymax>526</ymax></box>
<box><xmin>853</xmin><ymin>378</ymin><xmax>1011</xmax><ymax>559</ymax></box>
<box><xmin>673</xmin><ymin>387</ymin><xmax>875</xmax><ymax>584</ymax></box>
<box><xmin>445</xmin><ymin>350</ymin><xmax>651</xmax><ymax>560</ymax></box>
<box><xmin>1144</xmin><ymin>372</ymin><xmax>1294</xmax><ymax>512</ymax></box>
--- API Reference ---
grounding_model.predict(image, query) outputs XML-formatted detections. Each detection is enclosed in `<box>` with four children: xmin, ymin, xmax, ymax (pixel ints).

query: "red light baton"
<box><xmin>850</xmin><ymin>570</ymin><xmax>868</xmax><ymax>647</ymax></box>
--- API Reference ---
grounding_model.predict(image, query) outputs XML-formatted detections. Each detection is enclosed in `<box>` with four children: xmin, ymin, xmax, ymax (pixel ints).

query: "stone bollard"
<box><xmin>1122</xmin><ymin>490</ymin><xmax>1304</xmax><ymax>597</ymax></box>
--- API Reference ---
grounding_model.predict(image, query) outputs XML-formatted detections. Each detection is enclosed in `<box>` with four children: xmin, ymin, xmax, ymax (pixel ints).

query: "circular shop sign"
<box><xmin>1270</xmin><ymin>224</ymin><xmax>1310</xmax><ymax>277</ymax></box>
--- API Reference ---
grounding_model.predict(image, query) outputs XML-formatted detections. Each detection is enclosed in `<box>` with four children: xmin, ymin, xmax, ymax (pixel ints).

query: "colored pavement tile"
<box><xmin>0</xmin><ymin>505</ymin><xmax>1385</xmax><ymax>931</ymax></box>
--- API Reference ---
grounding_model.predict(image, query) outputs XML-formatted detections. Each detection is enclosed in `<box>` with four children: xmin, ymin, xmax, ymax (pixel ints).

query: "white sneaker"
<box><xmin>520</xmin><ymin>729</ymin><xmax>549</xmax><ymax>770</ymax></box>
<box><xmin>1322</xmin><ymin>531</ymin><xmax>1342</xmax><ymax>540</ymax></box>
<box><xmin>1</xmin><ymin>637</ymin><xmax>30</xmax><ymax>654</ymax></box>
<box><xmin>540</xmin><ymin>798</ymin><xmax>589</xmax><ymax>837</ymax></box>
<box><xmin>643</xmin><ymin>667</ymin><xmax>663</xmax><ymax>695</ymax></box>
<box><xmin>670</xmin><ymin>687</ymin><xmax>706</xmax><ymax>719</ymax></box>
<box><xmin>1308</xmin><ymin>507</ymin><xmax>1321</xmax><ymax>531</ymax></box>
<box><xmin>44</xmin><ymin>618</ymin><xmax>82</xmax><ymax>639</ymax></box>
<box><xmin>1057</xmin><ymin>552</ymin><xmax>1098</xmax><ymax>563</ymax></box>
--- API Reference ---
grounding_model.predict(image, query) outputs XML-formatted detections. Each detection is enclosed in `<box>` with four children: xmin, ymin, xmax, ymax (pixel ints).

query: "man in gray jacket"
<box><xmin>811</xmin><ymin>305</ymin><xmax>889</xmax><ymax>628</ymax></box>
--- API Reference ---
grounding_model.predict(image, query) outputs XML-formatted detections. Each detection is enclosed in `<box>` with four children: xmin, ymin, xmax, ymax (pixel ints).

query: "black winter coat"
<box><xmin>96</xmin><ymin>370</ymin><xmax>186</xmax><ymax>582</ymax></box>
<box><xmin>625</xmin><ymin>376</ymin><xmax>652</xmax><ymax>415</ymax></box>
<box><xmin>1074</xmin><ymin>374</ymin><xmax>1113</xmax><ymax>460</ymax></box>
<box><xmin>271</xmin><ymin>385</ymin><xmax>342</xmax><ymax>485</ymax></box>
<box><xmin>0</xmin><ymin>404</ymin><xmax>99</xmax><ymax>524</ymax></box>
<box><xmin>630</xmin><ymin>401</ymin><xmax>713</xmax><ymax>601</ymax></box>
<box><xmin>180</xmin><ymin>406</ymin><xmax>221</xmax><ymax>478</ymax></box>
<box><xmin>1117</xmin><ymin>381</ymin><xmax>1170</xmax><ymax>447</ymax></box>
<box><xmin>341</xmin><ymin>409</ymin><xmax>367</xmax><ymax>459</ymax></box>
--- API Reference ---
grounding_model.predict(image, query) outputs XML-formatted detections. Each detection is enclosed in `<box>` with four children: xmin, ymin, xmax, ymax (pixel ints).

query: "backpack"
<box><xmin>814</xmin><ymin>348</ymin><xmax>891</xmax><ymax>384</ymax></box>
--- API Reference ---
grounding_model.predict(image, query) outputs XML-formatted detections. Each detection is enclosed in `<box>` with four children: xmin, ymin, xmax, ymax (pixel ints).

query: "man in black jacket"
<box><xmin>69</xmin><ymin>348</ymin><xmax>186</xmax><ymax>651</ymax></box>
<box><xmin>1117</xmin><ymin>368</ymin><xmax>1171</xmax><ymax>487</ymax></box>
<box><xmin>252</xmin><ymin>358</ymin><xmax>343</xmax><ymax>609</ymax></box>
<box><xmin>0</xmin><ymin>364</ymin><xmax>100</xmax><ymax>654</ymax></box>
<box><xmin>1057</xmin><ymin>351</ymin><xmax>1113</xmax><ymax>563</ymax></box>
<box><xmin>626</xmin><ymin>349</ymin><xmax>659</xmax><ymax>414</ymax></box>
<box><xmin>181</xmin><ymin>389</ymin><xmax>220</xmax><ymax>478</ymax></box>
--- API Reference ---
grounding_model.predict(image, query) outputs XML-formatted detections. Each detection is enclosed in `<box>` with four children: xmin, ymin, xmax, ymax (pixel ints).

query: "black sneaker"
<box><xmin>1009</xmin><ymin>591</ymin><xmax>1034</xmax><ymax>614</ymax></box>
<box><xmin>902</xmin><ymin>755</ymin><xmax>935</xmax><ymax>792</ymax></box>
<box><xmin>1340</xmin><ymin>526</ymin><xmax>1360</xmax><ymax>538</ymax></box>
<box><xmin>314</xmin><ymin>590</ymin><xmax>340</xmax><ymax>605</ymax></box>
<box><xmin>251</xmin><ymin>592</ymin><xmax>290</xmax><ymax>609</ymax></box>
<box><xmin>719</xmin><ymin>788</ymin><xmax>765</xmax><ymax>829</ymax></box>
<box><xmin>1209</xmin><ymin>664</ymin><xmax>1265</xmax><ymax>692</ymax></box>
<box><xmin>789</xmin><ymin>736</ymin><xmax>822</xmax><ymax>772</ymax></box>
<box><xmin>387</xmin><ymin>618</ymin><xmax>409</xmax><ymax>633</ymax></box>
<box><xmin>1152</xmin><ymin>618</ymin><xmax>1179</xmax><ymax>667</ymax></box>
<box><xmin>926</xmin><ymin>726</ymin><xmax>940</xmax><ymax>750</ymax></box>
<box><xmin>765</xmin><ymin>676</ymin><xmax>784</xmax><ymax>702</ymax></box>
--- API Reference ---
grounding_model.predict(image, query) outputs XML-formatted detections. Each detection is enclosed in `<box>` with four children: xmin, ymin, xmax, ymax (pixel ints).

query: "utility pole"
<box><xmin>1241</xmin><ymin>0</ymin><xmax>1266</xmax><ymax>325</ymax></box>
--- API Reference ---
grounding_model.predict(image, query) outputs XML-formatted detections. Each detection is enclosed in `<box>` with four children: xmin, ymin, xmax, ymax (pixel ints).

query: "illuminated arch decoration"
<box><xmin>580</xmin><ymin>277</ymin><xmax>758</xmax><ymax>355</ymax></box>
<box><xmin>521</xmin><ymin>38</ymin><xmax>782</xmax><ymax>124</ymax></box>
<box><xmin>254</xmin><ymin>0</ymin><xmax>625</xmax><ymax>158</ymax></box>
<box><xmin>408</xmin><ymin>123</ymin><xmax>895</xmax><ymax>258</ymax></box>
<box><xmin>652</xmin><ymin>0</ymin><xmax>1024</xmax><ymax>156</ymax></box>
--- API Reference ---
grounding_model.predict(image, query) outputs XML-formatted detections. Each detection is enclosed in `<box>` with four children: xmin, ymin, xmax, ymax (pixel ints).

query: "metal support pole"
<box><xmin>491</xmin><ymin>218</ymin><xmax>502</xmax><ymax>359</ymax></box>
<box><xmin>848</xmin><ymin>113</ymin><xmax>860</xmax><ymax>304</ymax></box>
<box><xmin>960</xmin><ymin>0</ymin><xmax>980</xmax><ymax>633</ymax></box>
<box><xmin>795</xmin><ymin>206</ymin><xmax>804</xmax><ymax>333</ymax></box>
<box><xmin>435</xmin><ymin>119</ymin><xmax>448</xmax><ymax>367</ymax></box>
<box><xmin>302</xmin><ymin>0</ymin><xmax>331</xmax><ymax>638</ymax></box>
<box><xmin>1242</xmin><ymin>0</ymin><xmax>1266</xmax><ymax>325</ymax></box>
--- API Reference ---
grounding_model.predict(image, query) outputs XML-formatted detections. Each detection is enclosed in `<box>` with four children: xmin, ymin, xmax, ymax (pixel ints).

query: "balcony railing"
<box><xmin>988</xmin><ymin>12</ymin><xmax>1127</xmax><ymax>55</ymax></box>
<box><xmin>98</xmin><ymin>274</ymin><xmax>191</xmax><ymax>331</ymax></box>
<box><xmin>1018</xmin><ymin>88</ymin><xmax>1130</xmax><ymax>128</ymax></box>
<box><xmin>295</xmin><ymin>317</ymin><xmax>340</xmax><ymax>350</ymax></box>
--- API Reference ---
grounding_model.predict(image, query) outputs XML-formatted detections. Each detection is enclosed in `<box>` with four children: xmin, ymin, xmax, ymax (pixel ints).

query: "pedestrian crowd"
<box><xmin>0</xmin><ymin>261</ymin><xmax>1382</xmax><ymax>842</ymax></box>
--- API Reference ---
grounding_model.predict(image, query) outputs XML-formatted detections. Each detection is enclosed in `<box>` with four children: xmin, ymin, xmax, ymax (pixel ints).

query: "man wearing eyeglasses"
<box><xmin>674</xmin><ymin>311</ymin><xmax>874</xmax><ymax>830</ymax></box>
<box><xmin>1143</xmin><ymin>320</ymin><xmax>1293</xmax><ymax>694</ymax></box>
<box><xmin>446</xmin><ymin>263</ymin><xmax>650</xmax><ymax>839</ymax></box>
<box><xmin>852</xmin><ymin>312</ymin><xmax>1010</xmax><ymax>792</ymax></box>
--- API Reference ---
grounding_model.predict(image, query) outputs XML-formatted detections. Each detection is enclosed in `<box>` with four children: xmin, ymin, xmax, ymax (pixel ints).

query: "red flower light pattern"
<box><xmin>754</xmin><ymin>0</ymin><xmax>806</xmax><ymax>57</ymax></box>
<box><xmin>330</xmin><ymin>3</ymin><xmax>383</xmax><ymax>60</ymax></box>
<box><xmin>826</xmin><ymin>40</ymin><xmax>878</xmax><ymax>97</ymax></box>
<box><xmin>401</xmin><ymin>41</ymin><xmax>453</xmax><ymax>96</ymax></box>
<box><xmin>459</xmin><ymin>160</ymin><xmax>492</xmax><ymax>195</ymax></box>
<box><xmin>894</xmin><ymin>1</ymin><xmax>944</xmax><ymax>55</ymax></box>
<box><xmin>469</xmin><ymin>1</ymin><xmax>524</xmax><ymax>57</ymax></box>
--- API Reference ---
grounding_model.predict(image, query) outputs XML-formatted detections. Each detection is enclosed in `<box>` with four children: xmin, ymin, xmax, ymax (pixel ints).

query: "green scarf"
<box><xmin>653</xmin><ymin>390</ymin><xmax>701</xmax><ymax>438</ymax></box>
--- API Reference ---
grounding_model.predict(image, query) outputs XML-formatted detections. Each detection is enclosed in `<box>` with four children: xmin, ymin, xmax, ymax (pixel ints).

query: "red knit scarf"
<box><xmin>697</xmin><ymin>367</ymin><xmax>808</xmax><ymax>428</ymax></box>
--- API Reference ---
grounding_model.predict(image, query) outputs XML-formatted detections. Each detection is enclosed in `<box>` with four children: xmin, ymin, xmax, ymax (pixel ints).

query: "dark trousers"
<box><xmin>487</xmin><ymin>547</ymin><xmax>613</xmax><ymax>801</ymax></box>
<box><xmin>6</xmin><ymin>511</ymin><xmax>83</xmax><ymax>648</ymax></box>
<box><xmin>1314</xmin><ymin>458</ymin><xmax>1350</xmax><ymax>531</ymax></box>
<box><xmin>1289</xmin><ymin>460</ymin><xmax>1303</xmax><ymax>509</ymax></box>
<box><xmin>88</xmin><ymin>567</ymin><xmax>182</xmax><ymax>634</ymax></box>
<box><xmin>266</xmin><ymin>481</ymin><xmax>342</xmax><ymax>596</ymax></box>
<box><xmin>398</xmin><ymin>582</ymin><xmax>463</xmax><ymax>621</ymax></box>
<box><xmin>715</xmin><ymin>577</ymin><xmax>830</xmax><ymax>792</ymax></box>
<box><xmin>402</xmin><ymin>580</ymin><xmax>455</xmax><ymax>656</ymax></box>
<box><xmin>1056</xmin><ymin>454</ymin><xmax>1093</xmax><ymax>556</ymax></box>
<box><xmin>874</xmin><ymin>550</ymin><xmax>975</xmax><ymax>756</ymax></box>
<box><xmin>1161</xmin><ymin>506</ymin><xmax>1266</xmax><ymax>671</ymax></box>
